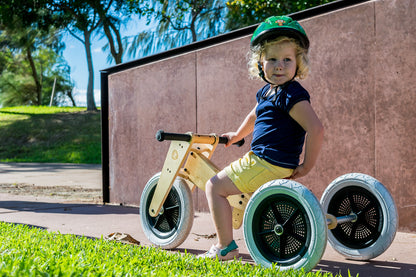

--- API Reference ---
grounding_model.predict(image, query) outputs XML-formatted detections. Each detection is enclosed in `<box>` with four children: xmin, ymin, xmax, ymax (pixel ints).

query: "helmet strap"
<box><xmin>257</xmin><ymin>61</ymin><xmax>273</xmax><ymax>85</ymax></box>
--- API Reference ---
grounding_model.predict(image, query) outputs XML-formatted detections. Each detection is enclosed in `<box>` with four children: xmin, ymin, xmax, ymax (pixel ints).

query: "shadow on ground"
<box><xmin>0</xmin><ymin>200</ymin><xmax>138</xmax><ymax>215</ymax></box>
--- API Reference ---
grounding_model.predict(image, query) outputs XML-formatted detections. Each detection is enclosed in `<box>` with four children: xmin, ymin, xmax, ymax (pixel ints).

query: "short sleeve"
<box><xmin>279</xmin><ymin>81</ymin><xmax>310</xmax><ymax>113</ymax></box>
<box><xmin>256</xmin><ymin>84</ymin><xmax>271</xmax><ymax>103</ymax></box>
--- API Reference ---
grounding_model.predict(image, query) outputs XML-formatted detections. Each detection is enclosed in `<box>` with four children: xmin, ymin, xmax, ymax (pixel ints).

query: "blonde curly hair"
<box><xmin>248</xmin><ymin>36</ymin><xmax>309</xmax><ymax>81</ymax></box>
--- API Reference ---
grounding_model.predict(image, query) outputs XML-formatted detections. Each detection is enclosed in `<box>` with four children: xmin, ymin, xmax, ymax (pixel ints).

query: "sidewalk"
<box><xmin>0</xmin><ymin>163</ymin><xmax>415</xmax><ymax>276</ymax></box>
<box><xmin>0</xmin><ymin>162</ymin><xmax>102</xmax><ymax>189</ymax></box>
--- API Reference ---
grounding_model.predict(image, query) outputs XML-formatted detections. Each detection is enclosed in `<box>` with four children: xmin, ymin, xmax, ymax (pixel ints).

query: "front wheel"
<box><xmin>140</xmin><ymin>172</ymin><xmax>194</xmax><ymax>249</ymax></box>
<box><xmin>243</xmin><ymin>179</ymin><xmax>327</xmax><ymax>272</ymax></box>
<box><xmin>320</xmin><ymin>173</ymin><xmax>398</xmax><ymax>260</ymax></box>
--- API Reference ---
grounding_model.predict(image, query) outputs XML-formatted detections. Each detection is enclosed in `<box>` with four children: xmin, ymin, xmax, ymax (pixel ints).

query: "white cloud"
<box><xmin>61</xmin><ymin>88</ymin><xmax>101</xmax><ymax>107</ymax></box>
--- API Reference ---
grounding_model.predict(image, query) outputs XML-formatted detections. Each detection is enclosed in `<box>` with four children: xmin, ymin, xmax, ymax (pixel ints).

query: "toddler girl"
<box><xmin>198</xmin><ymin>15</ymin><xmax>324</xmax><ymax>260</ymax></box>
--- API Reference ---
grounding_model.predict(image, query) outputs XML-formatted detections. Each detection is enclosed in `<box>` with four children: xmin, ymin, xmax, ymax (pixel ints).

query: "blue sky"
<box><xmin>62</xmin><ymin>33</ymin><xmax>107</xmax><ymax>107</ymax></box>
<box><xmin>61</xmin><ymin>16</ymin><xmax>153</xmax><ymax>107</ymax></box>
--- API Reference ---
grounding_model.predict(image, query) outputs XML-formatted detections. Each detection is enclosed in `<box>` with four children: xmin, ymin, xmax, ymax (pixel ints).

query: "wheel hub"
<box><xmin>159</xmin><ymin>207</ymin><xmax>164</xmax><ymax>215</ymax></box>
<box><xmin>274</xmin><ymin>224</ymin><xmax>284</xmax><ymax>236</ymax></box>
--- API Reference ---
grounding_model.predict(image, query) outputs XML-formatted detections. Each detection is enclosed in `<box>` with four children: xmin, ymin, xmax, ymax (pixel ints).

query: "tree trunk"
<box><xmin>67</xmin><ymin>89</ymin><xmax>77</xmax><ymax>107</ymax></box>
<box><xmin>84</xmin><ymin>30</ymin><xmax>97</xmax><ymax>111</ymax></box>
<box><xmin>26</xmin><ymin>47</ymin><xmax>42</xmax><ymax>105</ymax></box>
<box><xmin>103</xmin><ymin>20</ymin><xmax>123</xmax><ymax>64</ymax></box>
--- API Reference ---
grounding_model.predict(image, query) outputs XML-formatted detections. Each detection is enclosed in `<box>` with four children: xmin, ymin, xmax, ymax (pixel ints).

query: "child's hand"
<box><xmin>221</xmin><ymin>132</ymin><xmax>240</xmax><ymax>147</ymax></box>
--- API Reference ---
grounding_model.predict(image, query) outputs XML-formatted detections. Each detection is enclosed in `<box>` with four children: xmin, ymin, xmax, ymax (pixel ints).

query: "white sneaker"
<box><xmin>197</xmin><ymin>240</ymin><xmax>239</xmax><ymax>261</ymax></box>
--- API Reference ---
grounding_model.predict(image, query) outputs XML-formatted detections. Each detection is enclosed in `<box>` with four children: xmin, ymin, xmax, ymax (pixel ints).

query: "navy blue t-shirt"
<box><xmin>251</xmin><ymin>81</ymin><xmax>310</xmax><ymax>169</ymax></box>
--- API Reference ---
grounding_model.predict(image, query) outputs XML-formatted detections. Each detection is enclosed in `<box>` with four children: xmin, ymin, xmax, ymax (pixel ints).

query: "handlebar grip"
<box><xmin>219</xmin><ymin>136</ymin><xmax>245</xmax><ymax>147</ymax></box>
<box><xmin>156</xmin><ymin>130</ymin><xmax>245</xmax><ymax>147</ymax></box>
<box><xmin>156</xmin><ymin>130</ymin><xmax>191</xmax><ymax>142</ymax></box>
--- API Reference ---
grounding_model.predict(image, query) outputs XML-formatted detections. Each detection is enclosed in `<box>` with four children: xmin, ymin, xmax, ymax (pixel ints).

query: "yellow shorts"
<box><xmin>224</xmin><ymin>151</ymin><xmax>294</xmax><ymax>193</ymax></box>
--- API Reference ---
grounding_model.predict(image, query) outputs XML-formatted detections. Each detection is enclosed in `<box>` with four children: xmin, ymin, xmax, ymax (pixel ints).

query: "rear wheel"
<box><xmin>140</xmin><ymin>172</ymin><xmax>194</xmax><ymax>249</ymax></box>
<box><xmin>320</xmin><ymin>173</ymin><xmax>397</xmax><ymax>260</ymax></box>
<box><xmin>243</xmin><ymin>179</ymin><xmax>327</xmax><ymax>272</ymax></box>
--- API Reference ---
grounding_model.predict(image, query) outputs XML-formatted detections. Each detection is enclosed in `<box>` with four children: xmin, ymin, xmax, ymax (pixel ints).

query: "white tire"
<box><xmin>243</xmin><ymin>179</ymin><xmax>327</xmax><ymax>272</ymax></box>
<box><xmin>140</xmin><ymin>172</ymin><xmax>194</xmax><ymax>249</ymax></box>
<box><xmin>320</xmin><ymin>173</ymin><xmax>398</xmax><ymax>260</ymax></box>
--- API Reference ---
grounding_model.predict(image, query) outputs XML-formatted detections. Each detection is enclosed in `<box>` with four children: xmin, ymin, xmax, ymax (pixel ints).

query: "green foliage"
<box><xmin>0</xmin><ymin>222</ymin><xmax>339</xmax><ymax>276</ymax></box>
<box><xmin>0</xmin><ymin>48</ymin><xmax>74</xmax><ymax>107</ymax></box>
<box><xmin>94</xmin><ymin>0</ymin><xmax>135</xmax><ymax>64</ymax></box>
<box><xmin>0</xmin><ymin>0</ymin><xmax>60</xmax><ymax>31</ymax></box>
<box><xmin>0</xmin><ymin>21</ymin><xmax>74</xmax><ymax>107</ymax></box>
<box><xmin>126</xmin><ymin>0</ymin><xmax>227</xmax><ymax>58</ymax></box>
<box><xmin>125</xmin><ymin>0</ymin><xmax>341</xmax><ymax>59</ymax></box>
<box><xmin>0</xmin><ymin>1</ymin><xmax>131</xmax><ymax>110</ymax></box>
<box><xmin>225</xmin><ymin>0</ymin><xmax>337</xmax><ymax>30</ymax></box>
<box><xmin>0</xmin><ymin>106</ymin><xmax>101</xmax><ymax>164</ymax></box>
<box><xmin>0</xmin><ymin>71</ymin><xmax>37</xmax><ymax>106</ymax></box>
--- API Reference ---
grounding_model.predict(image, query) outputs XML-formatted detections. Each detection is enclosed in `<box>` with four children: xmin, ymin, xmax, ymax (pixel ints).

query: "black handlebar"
<box><xmin>218</xmin><ymin>136</ymin><xmax>245</xmax><ymax>147</ymax></box>
<box><xmin>156</xmin><ymin>130</ymin><xmax>245</xmax><ymax>147</ymax></box>
<box><xmin>156</xmin><ymin>130</ymin><xmax>192</xmax><ymax>142</ymax></box>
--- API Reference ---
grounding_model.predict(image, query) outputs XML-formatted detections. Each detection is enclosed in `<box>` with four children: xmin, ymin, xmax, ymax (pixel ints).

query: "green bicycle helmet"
<box><xmin>250</xmin><ymin>16</ymin><xmax>309</xmax><ymax>50</ymax></box>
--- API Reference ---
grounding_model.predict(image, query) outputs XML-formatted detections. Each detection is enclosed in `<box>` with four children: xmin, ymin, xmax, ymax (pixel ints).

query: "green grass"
<box><xmin>0</xmin><ymin>222</ymin><xmax>341</xmax><ymax>277</ymax></box>
<box><xmin>0</xmin><ymin>106</ymin><xmax>101</xmax><ymax>164</ymax></box>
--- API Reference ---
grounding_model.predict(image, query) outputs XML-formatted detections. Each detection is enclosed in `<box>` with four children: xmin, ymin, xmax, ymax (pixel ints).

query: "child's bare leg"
<box><xmin>205</xmin><ymin>170</ymin><xmax>241</xmax><ymax>249</ymax></box>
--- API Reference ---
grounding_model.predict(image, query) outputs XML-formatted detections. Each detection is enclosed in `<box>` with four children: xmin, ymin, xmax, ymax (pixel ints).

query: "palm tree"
<box><xmin>126</xmin><ymin>0</ymin><xmax>227</xmax><ymax>59</ymax></box>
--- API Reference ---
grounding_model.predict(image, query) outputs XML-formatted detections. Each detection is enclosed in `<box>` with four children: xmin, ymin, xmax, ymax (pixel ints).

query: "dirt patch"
<box><xmin>0</xmin><ymin>183</ymin><xmax>102</xmax><ymax>203</ymax></box>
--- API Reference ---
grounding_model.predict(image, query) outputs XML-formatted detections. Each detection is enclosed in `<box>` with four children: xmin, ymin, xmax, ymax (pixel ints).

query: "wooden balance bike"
<box><xmin>140</xmin><ymin>130</ymin><xmax>398</xmax><ymax>272</ymax></box>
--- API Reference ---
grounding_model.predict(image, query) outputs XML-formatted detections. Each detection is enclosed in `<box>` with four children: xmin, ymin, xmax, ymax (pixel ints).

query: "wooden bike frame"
<box><xmin>148</xmin><ymin>131</ymin><xmax>250</xmax><ymax>229</ymax></box>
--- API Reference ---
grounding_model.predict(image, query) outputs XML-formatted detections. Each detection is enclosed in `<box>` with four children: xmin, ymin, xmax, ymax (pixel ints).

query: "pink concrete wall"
<box><xmin>108</xmin><ymin>0</ymin><xmax>416</xmax><ymax>231</ymax></box>
<box><xmin>108</xmin><ymin>53</ymin><xmax>197</xmax><ymax>203</ymax></box>
<box><xmin>374</xmin><ymin>0</ymin><xmax>416</xmax><ymax>232</ymax></box>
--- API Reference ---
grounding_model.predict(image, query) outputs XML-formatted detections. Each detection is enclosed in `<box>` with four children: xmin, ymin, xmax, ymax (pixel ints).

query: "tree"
<box><xmin>37</xmin><ymin>47</ymin><xmax>75</xmax><ymax>106</ymax></box>
<box><xmin>52</xmin><ymin>1</ymin><xmax>105</xmax><ymax>111</ymax></box>
<box><xmin>92</xmin><ymin>0</ymin><xmax>131</xmax><ymax>65</ymax></box>
<box><xmin>0</xmin><ymin>37</ymin><xmax>74</xmax><ymax>107</ymax></box>
<box><xmin>225</xmin><ymin>0</ymin><xmax>337</xmax><ymax>30</ymax></box>
<box><xmin>126</xmin><ymin>0</ymin><xmax>227</xmax><ymax>58</ymax></box>
<box><xmin>1</xmin><ymin>26</ymin><xmax>46</xmax><ymax>105</ymax></box>
<box><xmin>0</xmin><ymin>0</ymin><xmax>57</xmax><ymax>32</ymax></box>
<box><xmin>0</xmin><ymin>16</ymin><xmax>73</xmax><ymax>107</ymax></box>
<box><xmin>0</xmin><ymin>0</ymin><xmax>75</xmax><ymax>107</ymax></box>
<box><xmin>1</xmin><ymin>0</ymin><xmax>140</xmax><ymax>108</ymax></box>
<box><xmin>53</xmin><ymin>0</ymin><xmax>139</xmax><ymax>108</ymax></box>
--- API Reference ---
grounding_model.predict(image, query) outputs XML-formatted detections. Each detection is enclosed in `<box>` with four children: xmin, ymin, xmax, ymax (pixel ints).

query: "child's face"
<box><xmin>260</xmin><ymin>41</ymin><xmax>297</xmax><ymax>86</ymax></box>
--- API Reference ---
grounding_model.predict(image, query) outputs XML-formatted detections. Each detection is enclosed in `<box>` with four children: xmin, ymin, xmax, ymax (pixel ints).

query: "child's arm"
<box><xmin>289</xmin><ymin>101</ymin><xmax>324</xmax><ymax>179</ymax></box>
<box><xmin>222</xmin><ymin>104</ymin><xmax>257</xmax><ymax>147</ymax></box>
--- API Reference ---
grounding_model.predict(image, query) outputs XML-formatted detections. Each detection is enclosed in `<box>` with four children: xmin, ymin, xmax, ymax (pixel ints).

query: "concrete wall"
<box><xmin>107</xmin><ymin>0</ymin><xmax>416</xmax><ymax>231</ymax></box>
